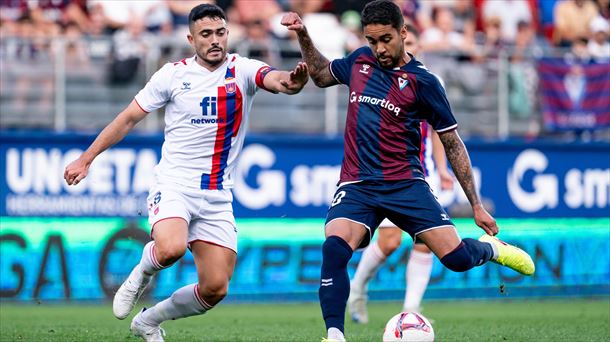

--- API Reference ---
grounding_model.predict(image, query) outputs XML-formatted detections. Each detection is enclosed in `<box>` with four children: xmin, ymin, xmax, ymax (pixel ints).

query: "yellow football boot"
<box><xmin>479</xmin><ymin>234</ymin><xmax>535</xmax><ymax>276</ymax></box>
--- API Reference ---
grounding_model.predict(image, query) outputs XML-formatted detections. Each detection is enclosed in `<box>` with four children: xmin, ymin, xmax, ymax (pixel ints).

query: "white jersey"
<box><xmin>135</xmin><ymin>54</ymin><xmax>274</xmax><ymax>190</ymax></box>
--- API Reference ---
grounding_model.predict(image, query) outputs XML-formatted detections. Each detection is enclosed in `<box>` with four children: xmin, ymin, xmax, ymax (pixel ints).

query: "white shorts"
<box><xmin>379</xmin><ymin>174</ymin><xmax>440</xmax><ymax>228</ymax></box>
<box><xmin>147</xmin><ymin>181</ymin><xmax>238</xmax><ymax>253</ymax></box>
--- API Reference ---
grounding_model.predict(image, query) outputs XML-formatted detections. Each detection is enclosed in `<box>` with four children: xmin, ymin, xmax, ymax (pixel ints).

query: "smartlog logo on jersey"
<box><xmin>349</xmin><ymin>91</ymin><xmax>401</xmax><ymax>116</ymax></box>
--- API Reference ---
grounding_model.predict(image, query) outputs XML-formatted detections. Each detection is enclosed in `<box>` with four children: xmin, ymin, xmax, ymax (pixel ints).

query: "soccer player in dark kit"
<box><xmin>281</xmin><ymin>1</ymin><xmax>535</xmax><ymax>340</ymax></box>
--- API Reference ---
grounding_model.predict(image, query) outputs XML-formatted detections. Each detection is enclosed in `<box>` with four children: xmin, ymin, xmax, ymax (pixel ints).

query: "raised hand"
<box><xmin>281</xmin><ymin>12</ymin><xmax>305</xmax><ymax>33</ymax></box>
<box><xmin>280</xmin><ymin>62</ymin><xmax>308</xmax><ymax>92</ymax></box>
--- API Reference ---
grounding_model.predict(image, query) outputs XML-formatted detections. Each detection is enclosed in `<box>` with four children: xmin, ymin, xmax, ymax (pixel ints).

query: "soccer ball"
<box><xmin>382</xmin><ymin>311</ymin><xmax>434</xmax><ymax>342</ymax></box>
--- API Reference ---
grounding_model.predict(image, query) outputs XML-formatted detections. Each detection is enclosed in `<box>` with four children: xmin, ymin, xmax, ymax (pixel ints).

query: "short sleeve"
<box><xmin>329</xmin><ymin>47</ymin><xmax>366</xmax><ymax>86</ymax></box>
<box><xmin>235</xmin><ymin>56</ymin><xmax>275</xmax><ymax>95</ymax></box>
<box><xmin>134</xmin><ymin>63</ymin><xmax>173</xmax><ymax>112</ymax></box>
<box><xmin>417</xmin><ymin>73</ymin><xmax>457</xmax><ymax>132</ymax></box>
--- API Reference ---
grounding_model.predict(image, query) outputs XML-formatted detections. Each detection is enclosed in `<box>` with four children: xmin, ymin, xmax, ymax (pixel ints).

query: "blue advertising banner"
<box><xmin>538</xmin><ymin>59</ymin><xmax>610</xmax><ymax>130</ymax></box>
<box><xmin>1</xmin><ymin>217</ymin><xmax>608</xmax><ymax>301</ymax></box>
<box><xmin>1</xmin><ymin>132</ymin><xmax>609</xmax><ymax>218</ymax></box>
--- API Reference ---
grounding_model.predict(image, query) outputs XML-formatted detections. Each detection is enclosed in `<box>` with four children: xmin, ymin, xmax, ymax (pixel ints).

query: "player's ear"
<box><xmin>400</xmin><ymin>25</ymin><xmax>407</xmax><ymax>41</ymax></box>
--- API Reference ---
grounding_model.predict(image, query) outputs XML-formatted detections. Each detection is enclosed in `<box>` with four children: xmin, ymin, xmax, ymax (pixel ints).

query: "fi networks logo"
<box><xmin>192</xmin><ymin>96</ymin><xmax>225</xmax><ymax>124</ymax></box>
<box><xmin>349</xmin><ymin>91</ymin><xmax>401</xmax><ymax>116</ymax></box>
<box><xmin>200</xmin><ymin>96</ymin><xmax>217</xmax><ymax>116</ymax></box>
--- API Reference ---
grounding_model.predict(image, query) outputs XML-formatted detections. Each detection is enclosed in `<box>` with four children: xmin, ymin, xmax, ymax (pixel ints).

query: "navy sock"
<box><xmin>319</xmin><ymin>236</ymin><xmax>353</xmax><ymax>333</ymax></box>
<box><xmin>440</xmin><ymin>238</ymin><xmax>494</xmax><ymax>272</ymax></box>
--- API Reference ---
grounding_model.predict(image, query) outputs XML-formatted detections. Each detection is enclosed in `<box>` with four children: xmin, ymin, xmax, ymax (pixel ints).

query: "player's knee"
<box><xmin>378</xmin><ymin>238</ymin><xmax>401</xmax><ymax>255</ymax></box>
<box><xmin>155</xmin><ymin>243</ymin><xmax>187</xmax><ymax>265</ymax></box>
<box><xmin>322</xmin><ymin>236</ymin><xmax>353</xmax><ymax>268</ymax></box>
<box><xmin>198</xmin><ymin>280</ymin><xmax>228</xmax><ymax>305</ymax></box>
<box><xmin>440</xmin><ymin>242</ymin><xmax>476</xmax><ymax>272</ymax></box>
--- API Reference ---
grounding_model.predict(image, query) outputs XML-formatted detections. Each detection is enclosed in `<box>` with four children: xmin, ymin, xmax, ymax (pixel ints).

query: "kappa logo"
<box><xmin>359</xmin><ymin>64</ymin><xmax>370</xmax><ymax>74</ymax></box>
<box><xmin>181</xmin><ymin>82</ymin><xmax>191</xmax><ymax>90</ymax></box>
<box><xmin>441</xmin><ymin>213</ymin><xmax>450</xmax><ymax>221</ymax></box>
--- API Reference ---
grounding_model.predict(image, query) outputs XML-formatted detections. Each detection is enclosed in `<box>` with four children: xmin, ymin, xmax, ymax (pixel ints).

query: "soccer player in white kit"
<box><xmin>347</xmin><ymin>24</ymin><xmax>454</xmax><ymax>324</ymax></box>
<box><xmin>63</xmin><ymin>4</ymin><xmax>308</xmax><ymax>341</ymax></box>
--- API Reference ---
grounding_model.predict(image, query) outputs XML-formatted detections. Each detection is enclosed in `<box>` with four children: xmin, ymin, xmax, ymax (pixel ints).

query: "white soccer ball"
<box><xmin>382</xmin><ymin>311</ymin><xmax>434</xmax><ymax>342</ymax></box>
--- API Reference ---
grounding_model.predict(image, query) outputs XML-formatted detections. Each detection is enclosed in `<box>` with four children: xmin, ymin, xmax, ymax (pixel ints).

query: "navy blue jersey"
<box><xmin>330</xmin><ymin>47</ymin><xmax>457</xmax><ymax>183</ymax></box>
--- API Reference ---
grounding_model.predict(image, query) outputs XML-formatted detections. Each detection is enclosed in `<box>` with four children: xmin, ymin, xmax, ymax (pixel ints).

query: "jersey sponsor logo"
<box><xmin>191</xmin><ymin>117</ymin><xmax>226</xmax><ymax>124</ymax></box>
<box><xmin>359</xmin><ymin>64</ymin><xmax>370</xmax><ymax>74</ymax></box>
<box><xmin>200</xmin><ymin>96</ymin><xmax>217</xmax><ymax>116</ymax></box>
<box><xmin>349</xmin><ymin>91</ymin><xmax>401</xmax><ymax>116</ymax></box>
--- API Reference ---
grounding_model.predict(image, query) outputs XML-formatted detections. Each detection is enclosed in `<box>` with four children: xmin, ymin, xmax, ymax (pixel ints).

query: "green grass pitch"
<box><xmin>1</xmin><ymin>299</ymin><xmax>608</xmax><ymax>341</ymax></box>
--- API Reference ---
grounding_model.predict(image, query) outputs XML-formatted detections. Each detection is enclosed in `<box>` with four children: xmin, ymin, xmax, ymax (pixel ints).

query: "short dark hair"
<box><xmin>189</xmin><ymin>3</ymin><xmax>226</xmax><ymax>29</ymax></box>
<box><xmin>405</xmin><ymin>24</ymin><xmax>419</xmax><ymax>38</ymax></box>
<box><xmin>361</xmin><ymin>0</ymin><xmax>404</xmax><ymax>30</ymax></box>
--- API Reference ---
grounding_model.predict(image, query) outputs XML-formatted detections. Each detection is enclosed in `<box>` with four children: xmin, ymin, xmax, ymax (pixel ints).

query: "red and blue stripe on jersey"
<box><xmin>200</xmin><ymin>64</ymin><xmax>243</xmax><ymax>190</ymax></box>
<box><xmin>419</xmin><ymin>121</ymin><xmax>430</xmax><ymax>177</ymax></box>
<box><xmin>330</xmin><ymin>47</ymin><xmax>457</xmax><ymax>183</ymax></box>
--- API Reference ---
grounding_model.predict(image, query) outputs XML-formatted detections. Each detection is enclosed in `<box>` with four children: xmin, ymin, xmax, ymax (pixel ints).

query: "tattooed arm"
<box><xmin>438</xmin><ymin>130</ymin><xmax>499</xmax><ymax>236</ymax></box>
<box><xmin>281</xmin><ymin>12</ymin><xmax>338</xmax><ymax>88</ymax></box>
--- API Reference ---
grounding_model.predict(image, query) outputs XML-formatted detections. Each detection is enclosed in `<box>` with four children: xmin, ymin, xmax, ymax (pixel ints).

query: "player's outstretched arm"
<box><xmin>263</xmin><ymin>62</ymin><xmax>309</xmax><ymax>94</ymax></box>
<box><xmin>64</xmin><ymin>100</ymin><xmax>148</xmax><ymax>186</ymax></box>
<box><xmin>438</xmin><ymin>129</ymin><xmax>498</xmax><ymax>236</ymax></box>
<box><xmin>281</xmin><ymin>12</ymin><xmax>337</xmax><ymax>88</ymax></box>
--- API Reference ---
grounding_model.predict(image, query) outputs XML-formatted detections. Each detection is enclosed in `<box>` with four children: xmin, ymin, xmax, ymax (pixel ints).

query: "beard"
<box><xmin>197</xmin><ymin>47</ymin><xmax>225</xmax><ymax>67</ymax></box>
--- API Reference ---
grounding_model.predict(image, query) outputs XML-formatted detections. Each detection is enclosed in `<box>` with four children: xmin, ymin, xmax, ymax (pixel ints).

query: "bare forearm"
<box><xmin>296</xmin><ymin>30</ymin><xmax>331</xmax><ymax>87</ymax></box>
<box><xmin>431</xmin><ymin>131</ymin><xmax>448</xmax><ymax>173</ymax></box>
<box><xmin>82</xmin><ymin>115</ymin><xmax>134</xmax><ymax>163</ymax></box>
<box><xmin>439</xmin><ymin>131</ymin><xmax>481</xmax><ymax>207</ymax></box>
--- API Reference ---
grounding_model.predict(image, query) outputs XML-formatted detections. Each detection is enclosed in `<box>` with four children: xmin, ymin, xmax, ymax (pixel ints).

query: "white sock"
<box><xmin>351</xmin><ymin>241</ymin><xmax>387</xmax><ymax>293</ymax></box>
<box><xmin>141</xmin><ymin>284</ymin><xmax>213</xmax><ymax>326</ymax></box>
<box><xmin>403</xmin><ymin>249</ymin><xmax>434</xmax><ymax>312</ymax></box>
<box><xmin>327</xmin><ymin>327</ymin><xmax>345</xmax><ymax>341</ymax></box>
<box><xmin>139</xmin><ymin>241</ymin><xmax>167</xmax><ymax>276</ymax></box>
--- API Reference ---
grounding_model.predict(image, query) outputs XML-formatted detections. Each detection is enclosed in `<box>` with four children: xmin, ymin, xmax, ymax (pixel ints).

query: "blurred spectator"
<box><xmin>393</xmin><ymin>0</ymin><xmax>429</xmax><ymax>30</ymax></box>
<box><xmin>416</xmin><ymin>0</ymin><xmax>455</xmax><ymax>30</ymax></box>
<box><xmin>480</xmin><ymin>16</ymin><xmax>505</xmax><ymax>58</ymax></box>
<box><xmin>508</xmin><ymin>21</ymin><xmax>541</xmax><ymax>124</ymax></box>
<box><xmin>233</xmin><ymin>18</ymin><xmax>281</xmax><ymax>65</ymax></box>
<box><xmin>587</xmin><ymin>16</ymin><xmax>610</xmax><ymax>62</ymax></box>
<box><xmin>553</xmin><ymin>0</ymin><xmax>600</xmax><ymax>47</ymax></box>
<box><xmin>482</xmin><ymin>0</ymin><xmax>532</xmax><ymax>43</ymax></box>
<box><xmin>341</xmin><ymin>10</ymin><xmax>367</xmax><ymax>53</ymax></box>
<box><xmin>565</xmin><ymin>37</ymin><xmax>593</xmax><ymax>63</ymax></box>
<box><xmin>0</xmin><ymin>0</ymin><xmax>27</xmax><ymax>22</ymax></box>
<box><xmin>27</xmin><ymin>0</ymin><xmax>89</xmax><ymax>31</ymax></box>
<box><xmin>594</xmin><ymin>0</ymin><xmax>610</xmax><ymax>18</ymax></box>
<box><xmin>452</xmin><ymin>0</ymin><xmax>475</xmax><ymax>40</ymax></box>
<box><xmin>166</xmin><ymin>0</ymin><xmax>214</xmax><ymax>29</ymax></box>
<box><xmin>110</xmin><ymin>16</ymin><xmax>153</xmax><ymax>84</ymax></box>
<box><xmin>88</xmin><ymin>0</ymin><xmax>171</xmax><ymax>33</ymax></box>
<box><xmin>227</xmin><ymin>0</ymin><xmax>281</xmax><ymax>56</ymax></box>
<box><xmin>303</xmin><ymin>12</ymin><xmax>347</xmax><ymax>59</ymax></box>
<box><xmin>82</xmin><ymin>3</ymin><xmax>112</xmax><ymax>62</ymax></box>
<box><xmin>420</xmin><ymin>6</ymin><xmax>476</xmax><ymax>57</ymax></box>
<box><xmin>289</xmin><ymin>0</ymin><xmax>329</xmax><ymax>15</ymax></box>
<box><xmin>63</xmin><ymin>21</ymin><xmax>89</xmax><ymax>66</ymax></box>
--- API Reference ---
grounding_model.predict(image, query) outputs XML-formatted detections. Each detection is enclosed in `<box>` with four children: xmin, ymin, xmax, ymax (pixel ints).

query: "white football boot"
<box><xmin>347</xmin><ymin>282</ymin><xmax>369</xmax><ymax>324</ymax></box>
<box><xmin>113</xmin><ymin>264</ymin><xmax>153</xmax><ymax>319</ymax></box>
<box><xmin>131</xmin><ymin>308</ymin><xmax>166</xmax><ymax>342</ymax></box>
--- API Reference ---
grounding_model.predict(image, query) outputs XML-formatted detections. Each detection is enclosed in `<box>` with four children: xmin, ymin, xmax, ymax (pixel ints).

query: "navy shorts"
<box><xmin>325</xmin><ymin>179</ymin><xmax>454</xmax><ymax>249</ymax></box>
